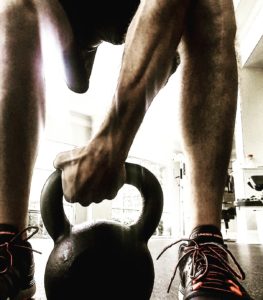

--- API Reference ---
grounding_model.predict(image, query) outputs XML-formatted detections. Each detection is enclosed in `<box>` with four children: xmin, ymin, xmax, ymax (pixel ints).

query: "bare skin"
<box><xmin>0</xmin><ymin>1</ymin><xmax>238</xmax><ymax>300</ymax></box>
<box><xmin>180</xmin><ymin>1</ymin><xmax>237</xmax><ymax>229</ymax></box>
<box><xmin>54</xmin><ymin>0</ymin><xmax>238</xmax><ymax>233</ymax></box>
<box><xmin>0</xmin><ymin>1</ymin><xmax>44</xmax><ymax>231</ymax></box>
<box><xmin>54</xmin><ymin>0</ymin><xmax>191</xmax><ymax>205</ymax></box>
<box><xmin>0</xmin><ymin>0</ymin><xmax>237</xmax><ymax>234</ymax></box>
<box><xmin>0</xmin><ymin>0</ymin><xmax>83</xmax><ymax>231</ymax></box>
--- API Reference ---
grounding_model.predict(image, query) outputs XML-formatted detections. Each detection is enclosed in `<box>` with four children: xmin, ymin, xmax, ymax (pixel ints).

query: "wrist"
<box><xmin>96</xmin><ymin>124</ymin><xmax>130</xmax><ymax>162</ymax></box>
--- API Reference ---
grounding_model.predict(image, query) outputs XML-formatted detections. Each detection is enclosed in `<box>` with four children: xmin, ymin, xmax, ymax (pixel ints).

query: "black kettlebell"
<box><xmin>40</xmin><ymin>162</ymin><xmax>163</xmax><ymax>300</ymax></box>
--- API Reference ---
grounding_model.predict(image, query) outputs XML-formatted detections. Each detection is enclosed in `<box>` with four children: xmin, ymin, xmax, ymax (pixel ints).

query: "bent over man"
<box><xmin>0</xmin><ymin>0</ymin><xmax>252</xmax><ymax>299</ymax></box>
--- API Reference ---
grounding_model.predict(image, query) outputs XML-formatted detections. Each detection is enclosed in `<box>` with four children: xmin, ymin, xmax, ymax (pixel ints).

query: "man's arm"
<box><xmin>97</xmin><ymin>0</ymin><xmax>187</xmax><ymax>157</ymax></box>
<box><xmin>54</xmin><ymin>0</ymin><xmax>189</xmax><ymax>206</ymax></box>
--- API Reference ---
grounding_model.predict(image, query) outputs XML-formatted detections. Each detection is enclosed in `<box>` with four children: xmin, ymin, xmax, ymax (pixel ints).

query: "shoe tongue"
<box><xmin>0</xmin><ymin>224</ymin><xmax>18</xmax><ymax>243</ymax></box>
<box><xmin>189</xmin><ymin>225</ymin><xmax>224</xmax><ymax>245</ymax></box>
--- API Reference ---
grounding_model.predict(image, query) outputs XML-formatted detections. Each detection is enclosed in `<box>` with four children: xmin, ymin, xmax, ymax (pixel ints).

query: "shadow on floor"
<box><xmin>31</xmin><ymin>238</ymin><xmax>263</xmax><ymax>300</ymax></box>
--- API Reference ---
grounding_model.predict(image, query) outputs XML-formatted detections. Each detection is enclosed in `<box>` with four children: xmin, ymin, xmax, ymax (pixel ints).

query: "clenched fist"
<box><xmin>53</xmin><ymin>135</ymin><xmax>126</xmax><ymax>206</ymax></box>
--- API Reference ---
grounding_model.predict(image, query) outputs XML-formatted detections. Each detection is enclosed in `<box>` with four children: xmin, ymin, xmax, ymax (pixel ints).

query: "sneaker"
<box><xmin>0</xmin><ymin>225</ymin><xmax>40</xmax><ymax>300</ymax></box>
<box><xmin>157</xmin><ymin>225</ymin><xmax>253</xmax><ymax>300</ymax></box>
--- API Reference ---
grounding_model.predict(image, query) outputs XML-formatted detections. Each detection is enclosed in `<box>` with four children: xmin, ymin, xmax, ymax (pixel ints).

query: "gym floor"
<box><xmin>31</xmin><ymin>238</ymin><xmax>263</xmax><ymax>300</ymax></box>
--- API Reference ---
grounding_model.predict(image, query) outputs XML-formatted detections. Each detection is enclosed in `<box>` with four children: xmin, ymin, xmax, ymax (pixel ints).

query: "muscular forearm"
<box><xmin>96</xmin><ymin>0</ymin><xmax>189</xmax><ymax>160</ymax></box>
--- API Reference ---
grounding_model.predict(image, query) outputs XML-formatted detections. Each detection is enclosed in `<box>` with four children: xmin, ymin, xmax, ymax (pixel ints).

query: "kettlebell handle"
<box><xmin>40</xmin><ymin>162</ymin><xmax>163</xmax><ymax>242</ymax></box>
<box><xmin>125</xmin><ymin>163</ymin><xmax>163</xmax><ymax>241</ymax></box>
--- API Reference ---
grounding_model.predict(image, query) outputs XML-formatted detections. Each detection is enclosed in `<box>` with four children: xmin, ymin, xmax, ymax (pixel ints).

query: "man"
<box><xmin>0</xmin><ymin>0</ymin><xmax>252</xmax><ymax>299</ymax></box>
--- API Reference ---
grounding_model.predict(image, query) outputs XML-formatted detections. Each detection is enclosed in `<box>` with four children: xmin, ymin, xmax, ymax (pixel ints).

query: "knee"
<box><xmin>185</xmin><ymin>1</ymin><xmax>237</xmax><ymax>51</ymax></box>
<box><xmin>0</xmin><ymin>0</ymin><xmax>41</xmax><ymax>40</ymax></box>
<box><xmin>208</xmin><ymin>5</ymin><xmax>237</xmax><ymax>48</ymax></box>
<box><xmin>0</xmin><ymin>0</ymin><xmax>39</xmax><ymax>21</ymax></box>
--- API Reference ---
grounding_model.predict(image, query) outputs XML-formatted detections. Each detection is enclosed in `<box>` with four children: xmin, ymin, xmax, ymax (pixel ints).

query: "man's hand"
<box><xmin>53</xmin><ymin>136</ymin><xmax>126</xmax><ymax>206</ymax></box>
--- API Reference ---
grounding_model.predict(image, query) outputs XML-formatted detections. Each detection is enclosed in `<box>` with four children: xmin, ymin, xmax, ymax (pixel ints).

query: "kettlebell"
<box><xmin>40</xmin><ymin>162</ymin><xmax>163</xmax><ymax>300</ymax></box>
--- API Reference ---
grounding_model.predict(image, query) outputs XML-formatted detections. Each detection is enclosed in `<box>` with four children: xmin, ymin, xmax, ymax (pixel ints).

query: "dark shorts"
<box><xmin>58</xmin><ymin>0</ymin><xmax>140</xmax><ymax>48</ymax></box>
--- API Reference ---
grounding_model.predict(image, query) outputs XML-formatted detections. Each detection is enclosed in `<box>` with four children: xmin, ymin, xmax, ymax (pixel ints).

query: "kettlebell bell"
<box><xmin>40</xmin><ymin>162</ymin><xmax>163</xmax><ymax>300</ymax></box>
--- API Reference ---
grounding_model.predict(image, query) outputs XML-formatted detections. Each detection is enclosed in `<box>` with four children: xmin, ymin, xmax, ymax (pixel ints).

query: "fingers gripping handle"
<box><xmin>40</xmin><ymin>163</ymin><xmax>163</xmax><ymax>243</ymax></box>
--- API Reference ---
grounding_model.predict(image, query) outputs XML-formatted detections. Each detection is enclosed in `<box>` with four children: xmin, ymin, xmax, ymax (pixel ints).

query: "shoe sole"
<box><xmin>11</xmin><ymin>284</ymin><xmax>36</xmax><ymax>300</ymax></box>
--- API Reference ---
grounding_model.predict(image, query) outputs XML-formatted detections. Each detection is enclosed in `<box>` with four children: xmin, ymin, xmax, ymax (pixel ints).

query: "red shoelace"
<box><xmin>0</xmin><ymin>226</ymin><xmax>41</xmax><ymax>274</ymax></box>
<box><xmin>157</xmin><ymin>238</ymin><xmax>246</xmax><ymax>294</ymax></box>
